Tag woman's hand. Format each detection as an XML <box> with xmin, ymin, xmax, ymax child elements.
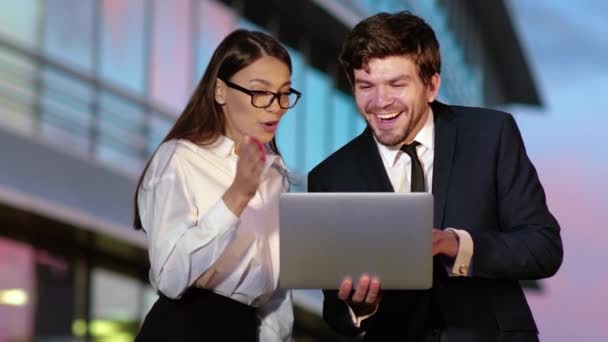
<box><xmin>223</xmin><ymin>136</ymin><xmax>266</xmax><ymax>216</ymax></box>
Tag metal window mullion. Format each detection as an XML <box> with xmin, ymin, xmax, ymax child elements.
<box><xmin>141</xmin><ymin>0</ymin><xmax>155</xmax><ymax>162</ymax></box>
<box><xmin>33</xmin><ymin>0</ymin><xmax>48</xmax><ymax>136</ymax></box>
<box><xmin>90</xmin><ymin>0</ymin><xmax>102</xmax><ymax>158</ymax></box>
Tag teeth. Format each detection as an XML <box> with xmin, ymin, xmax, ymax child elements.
<box><xmin>376</xmin><ymin>111</ymin><xmax>400</xmax><ymax>120</ymax></box>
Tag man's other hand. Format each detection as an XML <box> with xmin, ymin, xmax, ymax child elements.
<box><xmin>338</xmin><ymin>274</ymin><xmax>381</xmax><ymax>316</ymax></box>
<box><xmin>432</xmin><ymin>228</ymin><xmax>459</xmax><ymax>258</ymax></box>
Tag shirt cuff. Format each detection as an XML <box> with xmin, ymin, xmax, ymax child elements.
<box><xmin>445</xmin><ymin>228</ymin><xmax>474</xmax><ymax>276</ymax></box>
<box><xmin>347</xmin><ymin>304</ymin><xmax>379</xmax><ymax>328</ymax></box>
<box><xmin>199</xmin><ymin>199</ymin><xmax>239</xmax><ymax>235</ymax></box>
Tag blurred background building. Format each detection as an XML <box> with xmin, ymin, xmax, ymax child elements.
<box><xmin>0</xmin><ymin>0</ymin><xmax>543</xmax><ymax>341</ymax></box>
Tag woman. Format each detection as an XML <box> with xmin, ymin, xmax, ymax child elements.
<box><xmin>134</xmin><ymin>29</ymin><xmax>301</xmax><ymax>341</ymax></box>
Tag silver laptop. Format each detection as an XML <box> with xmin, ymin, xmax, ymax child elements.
<box><xmin>279</xmin><ymin>192</ymin><xmax>433</xmax><ymax>290</ymax></box>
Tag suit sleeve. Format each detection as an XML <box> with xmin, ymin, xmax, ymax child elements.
<box><xmin>469</xmin><ymin>114</ymin><xmax>563</xmax><ymax>280</ymax></box>
<box><xmin>307</xmin><ymin>170</ymin><xmax>367</xmax><ymax>337</ymax></box>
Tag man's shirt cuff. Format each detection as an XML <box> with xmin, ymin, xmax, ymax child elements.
<box><xmin>445</xmin><ymin>228</ymin><xmax>474</xmax><ymax>276</ymax></box>
<box><xmin>347</xmin><ymin>303</ymin><xmax>379</xmax><ymax>328</ymax></box>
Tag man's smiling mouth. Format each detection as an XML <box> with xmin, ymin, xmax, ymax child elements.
<box><xmin>375</xmin><ymin>111</ymin><xmax>402</xmax><ymax>121</ymax></box>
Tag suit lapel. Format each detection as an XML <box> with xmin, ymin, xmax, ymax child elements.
<box><xmin>431</xmin><ymin>101</ymin><xmax>458</xmax><ymax>228</ymax></box>
<box><xmin>351</xmin><ymin>106</ymin><xmax>458</xmax><ymax>223</ymax></box>
<box><xmin>355</xmin><ymin>127</ymin><xmax>394</xmax><ymax>192</ymax></box>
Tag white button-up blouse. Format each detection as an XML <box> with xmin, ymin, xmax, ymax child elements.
<box><xmin>137</xmin><ymin>135</ymin><xmax>293</xmax><ymax>340</ymax></box>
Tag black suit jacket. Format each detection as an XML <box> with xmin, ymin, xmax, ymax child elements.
<box><xmin>307</xmin><ymin>102</ymin><xmax>563</xmax><ymax>342</ymax></box>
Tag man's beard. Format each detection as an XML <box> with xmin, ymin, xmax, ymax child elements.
<box><xmin>372</xmin><ymin>128</ymin><xmax>407</xmax><ymax>147</ymax></box>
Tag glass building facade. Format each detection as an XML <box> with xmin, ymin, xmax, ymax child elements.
<box><xmin>0</xmin><ymin>0</ymin><xmax>492</xmax><ymax>181</ymax></box>
<box><xmin>0</xmin><ymin>0</ymin><xmax>537</xmax><ymax>341</ymax></box>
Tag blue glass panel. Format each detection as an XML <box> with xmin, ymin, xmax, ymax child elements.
<box><xmin>236</xmin><ymin>18</ymin><xmax>267</xmax><ymax>33</ymax></box>
<box><xmin>331</xmin><ymin>91</ymin><xmax>359</xmax><ymax>153</ymax></box>
<box><xmin>98</xmin><ymin>90</ymin><xmax>146</xmax><ymax>156</ymax></box>
<box><xmin>147</xmin><ymin>112</ymin><xmax>173</xmax><ymax>155</ymax></box>
<box><xmin>303</xmin><ymin>67</ymin><xmax>331</xmax><ymax>173</ymax></box>
<box><xmin>276</xmin><ymin>47</ymin><xmax>304</xmax><ymax>176</ymax></box>
<box><xmin>100</xmin><ymin>0</ymin><xmax>145</xmax><ymax>94</ymax></box>
<box><xmin>194</xmin><ymin>0</ymin><xmax>237</xmax><ymax>86</ymax></box>
<box><xmin>408</xmin><ymin>1</ymin><xmax>484</xmax><ymax>106</ymax></box>
<box><xmin>150</xmin><ymin>0</ymin><xmax>193</xmax><ymax>111</ymax></box>
<box><xmin>0</xmin><ymin>0</ymin><xmax>39</xmax><ymax>48</ymax></box>
<box><xmin>44</xmin><ymin>0</ymin><xmax>95</xmax><ymax>72</ymax></box>
<box><xmin>0</xmin><ymin>48</ymin><xmax>38</xmax><ymax>133</ymax></box>
<box><xmin>40</xmin><ymin>68</ymin><xmax>94</xmax><ymax>154</ymax></box>
<box><xmin>353</xmin><ymin>110</ymin><xmax>367</xmax><ymax>134</ymax></box>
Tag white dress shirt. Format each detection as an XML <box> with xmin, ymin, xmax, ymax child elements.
<box><xmin>349</xmin><ymin>107</ymin><xmax>474</xmax><ymax>327</ymax></box>
<box><xmin>375</xmin><ymin>108</ymin><xmax>473</xmax><ymax>275</ymax></box>
<box><xmin>137</xmin><ymin>136</ymin><xmax>293</xmax><ymax>341</ymax></box>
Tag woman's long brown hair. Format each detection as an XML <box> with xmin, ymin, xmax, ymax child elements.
<box><xmin>133</xmin><ymin>29</ymin><xmax>292</xmax><ymax>229</ymax></box>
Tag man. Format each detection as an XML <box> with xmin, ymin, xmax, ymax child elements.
<box><xmin>308</xmin><ymin>11</ymin><xmax>563</xmax><ymax>342</ymax></box>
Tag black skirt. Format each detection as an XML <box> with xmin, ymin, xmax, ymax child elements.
<box><xmin>135</xmin><ymin>287</ymin><xmax>259</xmax><ymax>342</ymax></box>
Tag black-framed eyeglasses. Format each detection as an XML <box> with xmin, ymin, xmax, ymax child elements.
<box><xmin>220</xmin><ymin>78</ymin><xmax>302</xmax><ymax>109</ymax></box>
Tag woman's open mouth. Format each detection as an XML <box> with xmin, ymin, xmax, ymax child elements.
<box><xmin>260</xmin><ymin>120</ymin><xmax>279</xmax><ymax>132</ymax></box>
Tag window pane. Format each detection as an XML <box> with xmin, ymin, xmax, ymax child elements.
<box><xmin>354</xmin><ymin>111</ymin><xmax>367</xmax><ymax>134</ymax></box>
<box><xmin>33</xmin><ymin>250</ymin><xmax>75</xmax><ymax>340</ymax></box>
<box><xmin>44</xmin><ymin>0</ymin><xmax>96</xmax><ymax>71</ymax></box>
<box><xmin>40</xmin><ymin>68</ymin><xmax>94</xmax><ymax>154</ymax></box>
<box><xmin>332</xmin><ymin>91</ymin><xmax>359</xmax><ymax>153</ymax></box>
<box><xmin>101</xmin><ymin>0</ymin><xmax>146</xmax><ymax>94</ymax></box>
<box><xmin>236</xmin><ymin>17</ymin><xmax>267</xmax><ymax>32</ymax></box>
<box><xmin>96</xmin><ymin>90</ymin><xmax>146</xmax><ymax>173</ymax></box>
<box><xmin>150</xmin><ymin>0</ymin><xmax>193</xmax><ymax>111</ymax></box>
<box><xmin>0</xmin><ymin>0</ymin><xmax>39</xmax><ymax>48</ymax></box>
<box><xmin>0</xmin><ymin>237</ymin><xmax>35</xmax><ymax>341</ymax></box>
<box><xmin>303</xmin><ymin>68</ymin><xmax>331</xmax><ymax>173</ymax></box>
<box><xmin>139</xmin><ymin>287</ymin><xmax>158</xmax><ymax>323</ymax></box>
<box><xmin>0</xmin><ymin>49</ymin><xmax>38</xmax><ymax>134</ymax></box>
<box><xmin>0</xmin><ymin>238</ymin><xmax>76</xmax><ymax>341</ymax></box>
<box><xmin>194</xmin><ymin>0</ymin><xmax>237</xmax><ymax>86</ymax></box>
<box><xmin>276</xmin><ymin>48</ymin><xmax>304</xmax><ymax>175</ymax></box>
<box><xmin>147</xmin><ymin>112</ymin><xmax>173</xmax><ymax>153</ymax></box>
<box><xmin>91</xmin><ymin>268</ymin><xmax>142</xmax><ymax>341</ymax></box>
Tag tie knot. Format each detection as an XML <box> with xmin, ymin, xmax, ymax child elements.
<box><xmin>400</xmin><ymin>141</ymin><xmax>420</xmax><ymax>158</ymax></box>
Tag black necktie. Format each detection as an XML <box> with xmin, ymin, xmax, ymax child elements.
<box><xmin>401</xmin><ymin>142</ymin><xmax>424</xmax><ymax>192</ymax></box>
<box><xmin>403</xmin><ymin>141</ymin><xmax>446</xmax><ymax>333</ymax></box>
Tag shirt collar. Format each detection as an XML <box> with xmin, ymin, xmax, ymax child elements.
<box><xmin>208</xmin><ymin>135</ymin><xmax>237</xmax><ymax>158</ymax></box>
<box><xmin>375</xmin><ymin>107</ymin><xmax>435</xmax><ymax>166</ymax></box>
<box><xmin>207</xmin><ymin>135</ymin><xmax>282</xmax><ymax>174</ymax></box>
